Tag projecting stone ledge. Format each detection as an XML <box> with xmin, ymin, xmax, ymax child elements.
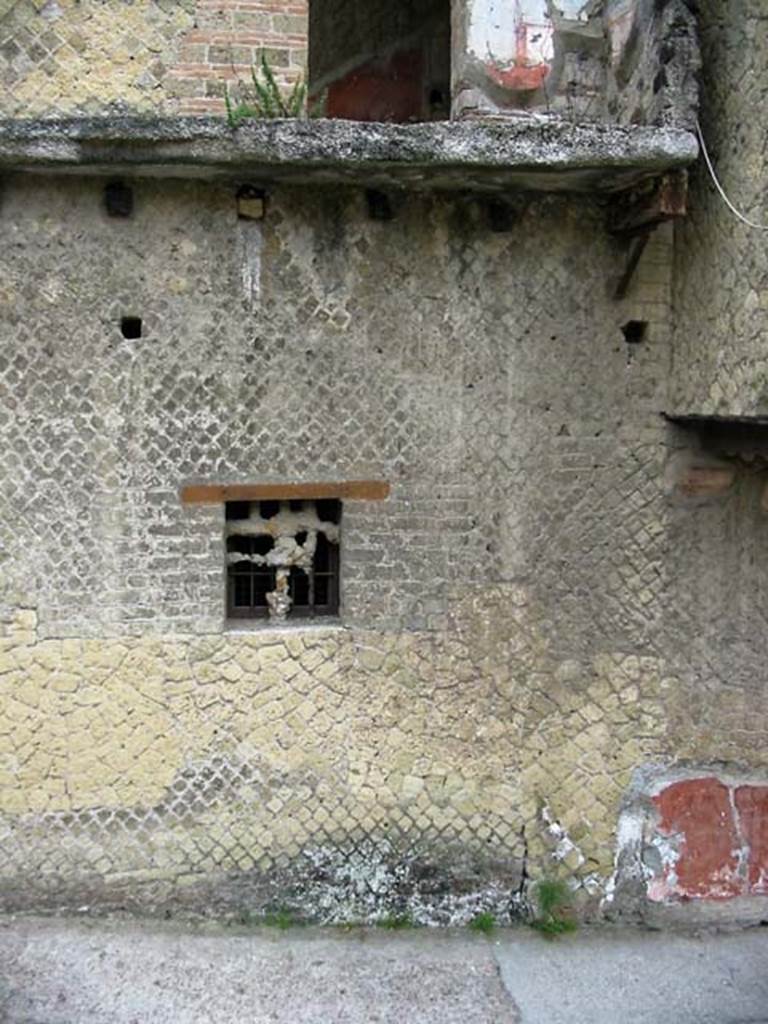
<box><xmin>0</xmin><ymin>116</ymin><xmax>698</xmax><ymax>194</ymax></box>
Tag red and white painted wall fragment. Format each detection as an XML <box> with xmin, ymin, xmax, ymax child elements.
<box><xmin>451</xmin><ymin>0</ymin><xmax>621</xmax><ymax>119</ymax></box>
<box><xmin>466</xmin><ymin>0</ymin><xmax>589</xmax><ymax>91</ymax></box>
<box><xmin>646</xmin><ymin>778</ymin><xmax>768</xmax><ymax>901</ymax></box>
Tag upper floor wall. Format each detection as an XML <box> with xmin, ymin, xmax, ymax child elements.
<box><xmin>454</xmin><ymin>0</ymin><xmax>698</xmax><ymax>126</ymax></box>
<box><xmin>672</xmin><ymin>0</ymin><xmax>768</xmax><ymax>417</ymax></box>
<box><xmin>309</xmin><ymin>0</ymin><xmax>451</xmax><ymax>123</ymax></box>
<box><xmin>0</xmin><ymin>0</ymin><xmax>307</xmax><ymax>118</ymax></box>
<box><xmin>0</xmin><ymin>0</ymin><xmax>697</xmax><ymax>127</ymax></box>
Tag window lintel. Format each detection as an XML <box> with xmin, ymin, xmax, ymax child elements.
<box><xmin>181</xmin><ymin>480</ymin><xmax>389</xmax><ymax>505</ymax></box>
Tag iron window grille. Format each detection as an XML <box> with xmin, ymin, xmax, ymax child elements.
<box><xmin>226</xmin><ymin>498</ymin><xmax>341</xmax><ymax>621</ymax></box>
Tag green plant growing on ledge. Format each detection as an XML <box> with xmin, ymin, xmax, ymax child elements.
<box><xmin>225</xmin><ymin>51</ymin><xmax>307</xmax><ymax>127</ymax></box>
<box><xmin>530</xmin><ymin>879</ymin><xmax>577</xmax><ymax>937</ymax></box>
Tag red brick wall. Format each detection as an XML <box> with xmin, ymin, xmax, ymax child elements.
<box><xmin>168</xmin><ymin>0</ymin><xmax>308</xmax><ymax>116</ymax></box>
<box><xmin>164</xmin><ymin>0</ymin><xmax>448</xmax><ymax>122</ymax></box>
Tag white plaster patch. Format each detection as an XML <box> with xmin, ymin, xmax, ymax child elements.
<box><xmin>728</xmin><ymin>785</ymin><xmax>751</xmax><ymax>886</ymax></box>
<box><xmin>238</xmin><ymin>220</ymin><xmax>262</xmax><ymax>308</ymax></box>
<box><xmin>541</xmin><ymin>804</ymin><xmax>586</xmax><ymax>867</ymax></box>
<box><xmin>40</xmin><ymin>0</ymin><xmax>62</xmax><ymax>20</ymax></box>
<box><xmin>226</xmin><ymin>507</ymin><xmax>339</xmax><ymax>571</ymax></box>
<box><xmin>467</xmin><ymin>0</ymin><xmax>590</xmax><ymax>66</ymax></box>
<box><xmin>605</xmin><ymin>0</ymin><xmax>637</xmax><ymax>65</ymax></box>
<box><xmin>645</xmin><ymin>832</ymin><xmax>681</xmax><ymax>901</ymax></box>
<box><xmin>603</xmin><ymin>805</ymin><xmax>649</xmax><ymax>905</ymax></box>
<box><xmin>300</xmin><ymin>841</ymin><xmax>524</xmax><ymax>926</ymax></box>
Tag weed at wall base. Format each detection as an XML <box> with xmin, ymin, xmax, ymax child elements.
<box><xmin>468</xmin><ymin>911</ymin><xmax>496</xmax><ymax>935</ymax></box>
<box><xmin>530</xmin><ymin>879</ymin><xmax>578</xmax><ymax>938</ymax></box>
<box><xmin>377</xmin><ymin>912</ymin><xmax>415</xmax><ymax>930</ymax></box>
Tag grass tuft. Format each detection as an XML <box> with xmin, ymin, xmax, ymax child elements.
<box><xmin>468</xmin><ymin>911</ymin><xmax>496</xmax><ymax>935</ymax></box>
<box><xmin>377</xmin><ymin>912</ymin><xmax>414</xmax><ymax>930</ymax></box>
<box><xmin>226</xmin><ymin>50</ymin><xmax>307</xmax><ymax>126</ymax></box>
<box><xmin>263</xmin><ymin>908</ymin><xmax>295</xmax><ymax>929</ymax></box>
<box><xmin>530</xmin><ymin>879</ymin><xmax>578</xmax><ymax>938</ymax></box>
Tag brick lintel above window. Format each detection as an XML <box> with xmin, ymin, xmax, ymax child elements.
<box><xmin>181</xmin><ymin>480</ymin><xmax>390</xmax><ymax>505</ymax></box>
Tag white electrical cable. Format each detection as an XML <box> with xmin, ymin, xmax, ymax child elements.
<box><xmin>696</xmin><ymin>118</ymin><xmax>768</xmax><ymax>231</ymax></box>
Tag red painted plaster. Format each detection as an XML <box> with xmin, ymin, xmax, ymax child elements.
<box><xmin>652</xmin><ymin>778</ymin><xmax>741</xmax><ymax>900</ymax></box>
<box><xmin>486</xmin><ymin>61</ymin><xmax>549</xmax><ymax>93</ymax></box>
<box><xmin>735</xmin><ymin>785</ymin><xmax>768</xmax><ymax>895</ymax></box>
<box><xmin>325</xmin><ymin>49</ymin><xmax>426</xmax><ymax>123</ymax></box>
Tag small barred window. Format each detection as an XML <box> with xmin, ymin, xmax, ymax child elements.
<box><xmin>225</xmin><ymin>499</ymin><xmax>341</xmax><ymax>622</ymax></box>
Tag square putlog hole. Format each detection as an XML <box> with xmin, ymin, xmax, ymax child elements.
<box><xmin>621</xmin><ymin>320</ymin><xmax>648</xmax><ymax>344</ymax></box>
<box><xmin>104</xmin><ymin>181</ymin><xmax>134</xmax><ymax>218</ymax></box>
<box><xmin>120</xmin><ymin>317</ymin><xmax>142</xmax><ymax>340</ymax></box>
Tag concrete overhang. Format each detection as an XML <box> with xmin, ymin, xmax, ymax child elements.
<box><xmin>664</xmin><ymin>414</ymin><xmax>768</xmax><ymax>457</ymax></box>
<box><xmin>0</xmin><ymin>116</ymin><xmax>698</xmax><ymax>194</ymax></box>
<box><xmin>664</xmin><ymin>414</ymin><xmax>768</xmax><ymax>429</ymax></box>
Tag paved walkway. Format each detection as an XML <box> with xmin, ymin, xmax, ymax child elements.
<box><xmin>0</xmin><ymin>916</ymin><xmax>766</xmax><ymax>1023</ymax></box>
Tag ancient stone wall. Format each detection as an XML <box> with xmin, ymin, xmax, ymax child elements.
<box><xmin>619</xmin><ymin>0</ymin><xmax>768</xmax><ymax>913</ymax></box>
<box><xmin>0</xmin><ymin>2</ymin><xmax>766</xmax><ymax>926</ymax></box>
<box><xmin>0</xmin><ymin>0</ymin><xmax>307</xmax><ymax>117</ymax></box>
<box><xmin>672</xmin><ymin>0</ymin><xmax>768</xmax><ymax>416</ymax></box>
<box><xmin>604</xmin><ymin>0</ymin><xmax>699</xmax><ymax>128</ymax></box>
<box><xmin>1</xmin><ymin>1</ymin><xmax>698</xmax><ymax>124</ymax></box>
<box><xmin>0</xmin><ymin>170</ymin><xmax>739</xmax><ymax>923</ymax></box>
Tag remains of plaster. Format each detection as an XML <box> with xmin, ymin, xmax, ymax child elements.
<box><xmin>0</xmin><ymin>93</ymin><xmax>761</xmax><ymax>925</ymax></box>
<box><xmin>238</xmin><ymin>221</ymin><xmax>263</xmax><ymax>309</ymax></box>
<box><xmin>455</xmin><ymin>0</ymin><xmax>607</xmax><ymax>119</ymax></box>
<box><xmin>453</xmin><ymin>0</ymin><xmax>698</xmax><ymax>125</ymax></box>
<box><xmin>610</xmin><ymin>766</ymin><xmax>768</xmax><ymax>909</ymax></box>
<box><xmin>541</xmin><ymin>804</ymin><xmax>586</xmax><ymax>870</ymax></box>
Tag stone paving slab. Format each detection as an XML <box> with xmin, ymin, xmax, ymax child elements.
<box><xmin>0</xmin><ymin>917</ymin><xmax>519</xmax><ymax>1024</ymax></box>
<box><xmin>1</xmin><ymin>917</ymin><xmax>767</xmax><ymax>1024</ymax></box>
<box><xmin>495</xmin><ymin>927</ymin><xmax>768</xmax><ymax>1024</ymax></box>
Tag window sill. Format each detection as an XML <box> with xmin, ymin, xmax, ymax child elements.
<box><xmin>224</xmin><ymin>619</ymin><xmax>347</xmax><ymax>636</ymax></box>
